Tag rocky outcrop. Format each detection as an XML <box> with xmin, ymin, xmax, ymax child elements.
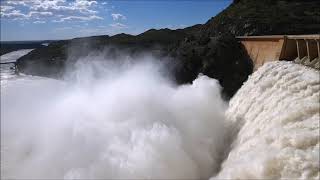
<box><xmin>170</xmin><ymin>33</ymin><xmax>252</xmax><ymax>98</ymax></box>
<box><xmin>166</xmin><ymin>0</ymin><xmax>320</xmax><ymax>98</ymax></box>
<box><xmin>200</xmin><ymin>0</ymin><xmax>320</xmax><ymax>37</ymax></box>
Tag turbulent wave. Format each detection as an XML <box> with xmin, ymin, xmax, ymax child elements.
<box><xmin>214</xmin><ymin>61</ymin><xmax>320</xmax><ymax>179</ymax></box>
<box><xmin>1</xmin><ymin>56</ymin><xmax>229</xmax><ymax>179</ymax></box>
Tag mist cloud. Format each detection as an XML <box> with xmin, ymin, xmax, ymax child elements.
<box><xmin>1</xmin><ymin>53</ymin><xmax>230</xmax><ymax>179</ymax></box>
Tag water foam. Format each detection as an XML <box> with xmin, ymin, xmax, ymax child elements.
<box><xmin>1</xmin><ymin>57</ymin><xmax>229</xmax><ymax>179</ymax></box>
<box><xmin>214</xmin><ymin>61</ymin><xmax>320</xmax><ymax>179</ymax></box>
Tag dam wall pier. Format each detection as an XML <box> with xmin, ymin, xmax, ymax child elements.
<box><xmin>290</xmin><ymin>35</ymin><xmax>320</xmax><ymax>69</ymax></box>
<box><xmin>237</xmin><ymin>35</ymin><xmax>320</xmax><ymax>70</ymax></box>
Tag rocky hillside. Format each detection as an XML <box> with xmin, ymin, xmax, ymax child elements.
<box><xmin>166</xmin><ymin>0</ymin><xmax>320</xmax><ymax>97</ymax></box>
<box><xmin>16</xmin><ymin>0</ymin><xmax>320</xmax><ymax>98</ymax></box>
<box><xmin>200</xmin><ymin>0</ymin><xmax>320</xmax><ymax>37</ymax></box>
<box><xmin>16</xmin><ymin>27</ymin><xmax>195</xmax><ymax>78</ymax></box>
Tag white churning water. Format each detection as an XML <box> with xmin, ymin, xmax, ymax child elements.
<box><xmin>1</xmin><ymin>55</ymin><xmax>229</xmax><ymax>179</ymax></box>
<box><xmin>214</xmin><ymin>61</ymin><xmax>320</xmax><ymax>179</ymax></box>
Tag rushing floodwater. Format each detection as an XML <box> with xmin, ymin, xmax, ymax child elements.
<box><xmin>0</xmin><ymin>50</ymin><xmax>319</xmax><ymax>179</ymax></box>
<box><xmin>215</xmin><ymin>61</ymin><xmax>320</xmax><ymax>179</ymax></box>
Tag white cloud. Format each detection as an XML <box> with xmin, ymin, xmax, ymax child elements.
<box><xmin>74</xmin><ymin>0</ymin><xmax>97</xmax><ymax>7</ymax></box>
<box><xmin>1</xmin><ymin>5</ymin><xmax>15</xmax><ymax>12</ymax></box>
<box><xmin>54</xmin><ymin>15</ymin><xmax>103</xmax><ymax>22</ymax></box>
<box><xmin>5</xmin><ymin>1</ymin><xmax>28</xmax><ymax>6</ymax></box>
<box><xmin>52</xmin><ymin>20</ymin><xmax>61</xmax><ymax>22</ymax></box>
<box><xmin>111</xmin><ymin>13</ymin><xmax>126</xmax><ymax>21</ymax></box>
<box><xmin>29</xmin><ymin>11</ymin><xmax>53</xmax><ymax>16</ymax></box>
<box><xmin>1</xmin><ymin>10</ymin><xmax>28</xmax><ymax>19</ymax></box>
<box><xmin>33</xmin><ymin>20</ymin><xmax>46</xmax><ymax>24</ymax></box>
<box><xmin>28</xmin><ymin>0</ymin><xmax>98</xmax><ymax>14</ymax></box>
<box><xmin>1</xmin><ymin>9</ymin><xmax>53</xmax><ymax>20</ymax></box>
<box><xmin>109</xmin><ymin>22</ymin><xmax>128</xmax><ymax>29</ymax></box>
<box><xmin>29</xmin><ymin>0</ymin><xmax>68</xmax><ymax>11</ymax></box>
<box><xmin>54</xmin><ymin>27</ymin><xmax>73</xmax><ymax>31</ymax></box>
<box><xmin>1</xmin><ymin>0</ymin><xmax>101</xmax><ymax>22</ymax></box>
<box><xmin>73</xmin><ymin>0</ymin><xmax>97</xmax><ymax>11</ymax></box>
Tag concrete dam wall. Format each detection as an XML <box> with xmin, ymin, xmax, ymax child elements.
<box><xmin>237</xmin><ymin>35</ymin><xmax>320</xmax><ymax>70</ymax></box>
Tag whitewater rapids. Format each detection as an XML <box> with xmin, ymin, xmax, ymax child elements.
<box><xmin>215</xmin><ymin>61</ymin><xmax>320</xmax><ymax>179</ymax></box>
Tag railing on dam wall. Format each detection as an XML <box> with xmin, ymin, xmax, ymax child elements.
<box><xmin>237</xmin><ymin>35</ymin><xmax>320</xmax><ymax>70</ymax></box>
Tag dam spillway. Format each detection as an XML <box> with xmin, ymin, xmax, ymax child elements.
<box><xmin>237</xmin><ymin>35</ymin><xmax>320</xmax><ymax>70</ymax></box>
<box><xmin>214</xmin><ymin>61</ymin><xmax>320</xmax><ymax>179</ymax></box>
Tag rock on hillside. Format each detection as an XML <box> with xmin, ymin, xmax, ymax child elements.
<box><xmin>170</xmin><ymin>33</ymin><xmax>252</xmax><ymax>99</ymax></box>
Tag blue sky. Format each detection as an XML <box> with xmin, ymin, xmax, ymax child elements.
<box><xmin>0</xmin><ymin>0</ymin><xmax>232</xmax><ymax>41</ymax></box>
